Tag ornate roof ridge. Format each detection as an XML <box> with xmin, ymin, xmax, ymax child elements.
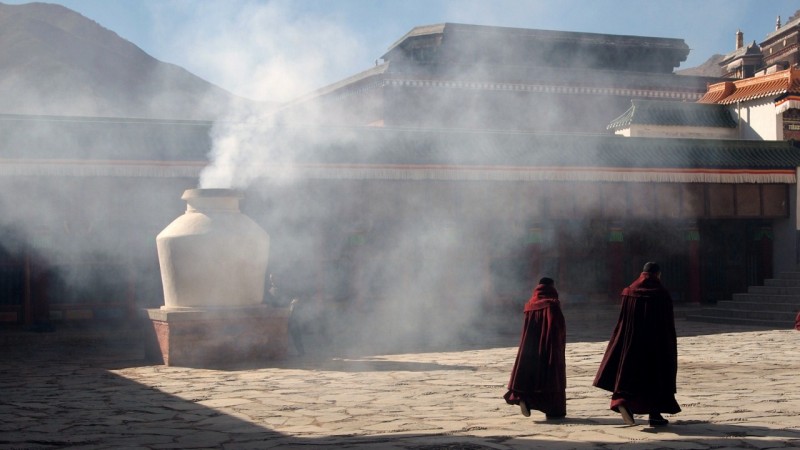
<box><xmin>287</xmin><ymin>63</ymin><xmax>389</xmax><ymax>105</ymax></box>
<box><xmin>763</xmin><ymin>13</ymin><xmax>800</xmax><ymax>42</ymax></box>
<box><xmin>698</xmin><ymin>67</ymin><xmax>800</xmax><ymax>104</ymax></box>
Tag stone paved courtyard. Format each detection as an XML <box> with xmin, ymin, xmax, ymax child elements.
<box><xmin>1</xmin><ymin>313</ymin><xmax>798</xmax><ymax>449</ymax></box>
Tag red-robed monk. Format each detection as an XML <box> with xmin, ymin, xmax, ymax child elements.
<box><xmin>504</xmin><ymin>277</ymin><xmax>567</xmax><ymax>420</ymax></box>
<box><xmin>593</xmin><ymin>262</ymin><xmax>680</xmax><ymax>427</ymax></box>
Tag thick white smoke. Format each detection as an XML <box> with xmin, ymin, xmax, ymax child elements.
<box><xmin>153</xmin><ymin>0</ymin><xmax>367</xmax><ymax>104</ymax></box>
<box><xmin>150</xmin><ymin>0</ymin><xmax>368</xmax><ymax>189</ymax></box>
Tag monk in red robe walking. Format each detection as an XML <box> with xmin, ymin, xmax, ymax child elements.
<box><xmin>504</xmin><ymin>277</ymin><xmax>567</xmax><ymax>420</ymax></box>
<box><xmin>593</xmin><ymin>262</ymin><xmax>680</xmax><ymax>427</ymax></box>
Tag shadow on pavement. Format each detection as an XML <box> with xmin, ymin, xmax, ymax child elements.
<box><xmin>204</xmin><ymin>355</ymin><xmax>478</xmax><ymax>372</ymax></box>
<box><xmin>644</xmin><ymin>419</ymin><xmax>800</xmax><ymax>441</ymax></box>
<box><xmin>275</xmin><ymin>356</ymin><xmax>477</xmax><ymax>372</ymax></box>
<box><xmin>2</xmin><ymin>336</ymin><xmax>799</xmax><ymax>449</ymax></box>
<box><xmin>1</xmin><ymin>346</ymin><xmax>286</xmax><ymax>448</ymax></box>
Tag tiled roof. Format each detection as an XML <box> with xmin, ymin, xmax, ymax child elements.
<box><xmin>718</xmin><ymin>41</ymin><xmax>763</xmax><ymax>66</ymax></box>
<box><xmin>0</xmin><ymin>113</ymin><xmax>214</xmax><ymax>161</ymax></box>
<box><xmin>381</xmin><ymin>23</ymin><xmax>690</xmax><ymax>74</ymax></box>
<box><xmin>698</xmin><ymin>68</ymin><xmax>800</xmax><ymax>104</ymax></box>
<box><xmin>296</xmin><ymin>65</ymin><xmax>713</xmax><ymax>107</ymax></box>
<box><xmin>300</xmin><ymin>127</ymin><xmax>800</xmax><ymax>171</ymax></box>
<box><xmin>762</xmin><ymin>14</ymin><xmax>800</xmax><ymax>43</ymax></box>
<box><xmin>698</xmin><ymin>82</ymin><xmax>736</xmax><ymax>103</ymax></box>
<box><xmin>384</xmin><ymin>23</ymin><xmax>690</xmax><ymax>57</ymax></box>
<box><xmin>608</xmin><ymin>100</ymin><xmax>736</xmax><ymax>130</ymax></box>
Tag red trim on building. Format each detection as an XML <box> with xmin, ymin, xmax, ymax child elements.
<box><xmin>699</xmin><ymin>67</ymin><xmax>800</xmax><ymax>104</ymax></box>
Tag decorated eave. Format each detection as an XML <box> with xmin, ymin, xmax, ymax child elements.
<box><xmin>2</xmin><ymin>117</ymin><xmax>800</xmax><ymax>184</ymax></box>
<box><xmin>775</xmin><ymin>94</ymin><xmax>800</xmax><ymax>114</ymax></box>
<box><xmin>608</xmin><ymin>99</ymin><xmax>736</xmax><ymax>130</ymax></box>
<box><xmin>382</xmin><ymin>23</ymin><xmax>446</xmax><ymax>58</ymax></box>
<box><xmin>286</xmin><ymin>63</ymin><xmax>389</xmax><ymax>105</ymax></box>
<box><xmin>293</xmin><ymin>68</ymin><xmax>708</xmax><ymax>106</ymax></box>
<box><xmin>280</xmin><ymin>128</ymin><xmax>800</xmax><ymax>184</ymax></box>
<box><xmin>699</xmin><ymin>67</ymin><xmax>800</xmax><ymax>105</ymax></box>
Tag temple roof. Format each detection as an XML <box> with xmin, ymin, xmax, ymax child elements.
<box><xmin>699</xmin><ymin>67</ymin><xmax>800</xmax><ymax>104</ymax></box>
<box><xmin>286</xmin><ymin>22</ymin><xmax>717</xmax><ymax>127</ymax></box>
<box><xmin>762</xmin><ymin>13</ymin><xmax>800</xmax><ymax>44</ymax></box>
<box><xmin>381</xmin><ymin>23</ymin><xmax>690</xmax><ymax>74</ymax></box>
<box><xmin>607</xmin><ymin>100</ymin><xmax>736</xmax><ymax>130</ymax></box>
<box><xmin>0</xmin><ymin>113</ymin><xmax>213</xmax><ymax>161</ymax></box>
<box><xmin>718</xmin><ymin>40</ymin><xmax>763</xmax><ymax>66</ymax></box>
<box><xmin>291</xmin><ymin>61</ymin><xmax>715</xmax><ymax>109</ymax></box>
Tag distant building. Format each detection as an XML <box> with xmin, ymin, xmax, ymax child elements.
<box><xmin>719</xmin><ymin>31</ymin><xmax>764</xmax><ymax>79</ymax></box>
<box><xmin>3</xmin><ymin>23</ymin><xmax>800</xmax><ymax>334</ymax></box>
<box><xmin>0</xmin><ymin>115</ymin><xmax>208</xmax><ymax>326</ymax></box>
<box><xmin>762</xmin><ymin>14</ymin><xmax>800</xmax><ymax>71</ymax></box>
<box><xmin>717</xmin><ymin>11</ymin><xmax>800</xmax><ymax>80</ymax></box>
<box><xmin>284</xmin><ymin>23</ymin><xmax>718</xmax><ymax>134</ymax></box>
<box><xmin>698</xmin><ymin>67</ymin><xmax>800</xmax><ymax>140</ymax></box>
<box><xmin>3</xmin><ymin>116</ymin><xmax>800</xmax><ymax>329</ymax></box>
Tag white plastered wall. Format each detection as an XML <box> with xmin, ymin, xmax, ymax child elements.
<box><xmin>733</xmin><ymin>98</ymin><xmax>781</xmax><ymax>140</ymax></box>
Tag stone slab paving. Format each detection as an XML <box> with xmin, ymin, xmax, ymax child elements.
<box><xmin>1</xmin><ymin>318</ymin><xmax>799</xmax><ymax>449</ymax></box>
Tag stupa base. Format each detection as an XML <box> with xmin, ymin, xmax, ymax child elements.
<box><xmin>142</xmin><ymin>305</ymin><xmax>290</xmax><ymax>367</ymax></box>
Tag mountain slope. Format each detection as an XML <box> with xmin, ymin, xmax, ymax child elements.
<box><xmin>0</xmin><ymin>2</ymin><xmax>248</xmax><ymax>119</ymax></box>
<box><xmin>676</xmin><ymin>54</ymin><xmax>725</xmax><ymax>77</ymax></box>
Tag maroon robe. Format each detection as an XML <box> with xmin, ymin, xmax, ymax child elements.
<box><xmin>503</xmin><ymin>283</ymin><xmax>566</xmax><ymax>417</ymax></box>
<box><xmin>795</xmin><ymin>311</ymin><xmax>799</xmax><ymax>331</ymax></box>
<box><xmin>593</xmin><ymin>272</ymin><xmax>681</xmax><ymax>415</ymax></box>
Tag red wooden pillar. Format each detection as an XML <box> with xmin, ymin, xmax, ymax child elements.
<box><xmin>755</xmin><ymin>225</ymin><xmax>774</xmax><ymax>284</ymax></box>
<box><xmin>607</xmin><ymin>224</ymin><xmax>624</xmax><ymax>301</ymax></box>
<box><xmin>30</xmin><ymin>264</ymin><xmax>50</xmax><ymax>325</ymax></box>
<box><xmin>25</xmin><ymin>250</ymin><xmax>52</xmax><ymax>327</ymax></box>
<box><xmin>685</xmin><ymin>225</ymin><xmax>702</xmax><ymax>303</ymax></box>
<box><xmin>524</xmin><ymin>226</ymin><xmax>542</xmax><ymax>290</ymax></box>
<box><xmin>22</xmin><ymin>251</ymin><xmax>32</xmax><ymax>326</ymax></box>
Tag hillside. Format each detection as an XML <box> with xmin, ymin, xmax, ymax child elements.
<box><xmin>676</xmin><ymin>54</ymin><xmax>725</xmax><ymax>77</ymax></box>
<box><xmin>0</xmin><ymin>2</ymin><xmax>250</xmax><ymax>119</ymax></box>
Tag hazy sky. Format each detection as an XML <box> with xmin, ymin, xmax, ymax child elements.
<box><xmin>5</xmin><ymin>0</ymin><xmax>799</xmax><ymax>102</ymax></box>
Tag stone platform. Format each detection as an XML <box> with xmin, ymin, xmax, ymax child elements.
<box><xmin>143</xmin><ymin>304</ymin><xmax>291</xmax><ymax>367</ymax></box>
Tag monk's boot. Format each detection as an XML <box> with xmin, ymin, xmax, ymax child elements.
<box><xmin>648</xmin><ymin>413</ymin><xmax>669</xmax><ymax>427</ymax></box>
<box><xmin>618</xmin><ymin>405</ymin><xmax>635</xmax><ymax>425</ymax></box>
<box><xmin>519</xmin><ymin>400</ymin><xmax>531</xmax><ymax>417</ymax></box>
